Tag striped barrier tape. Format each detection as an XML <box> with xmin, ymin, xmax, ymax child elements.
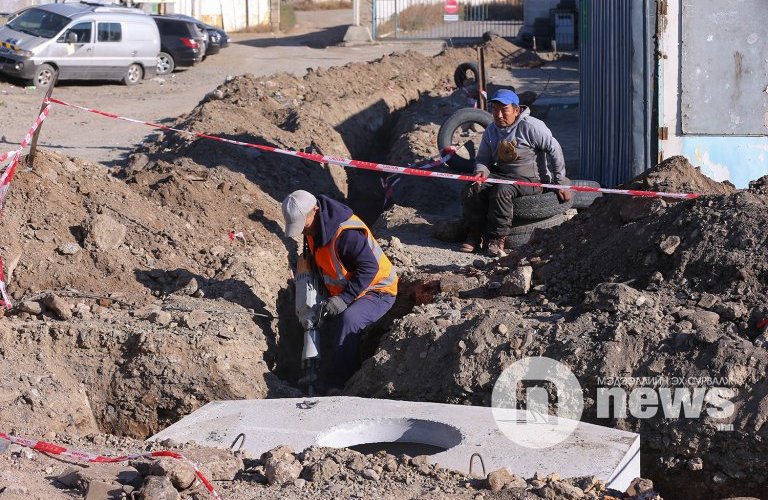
<box><xmin>0</xmin><ymin>432</ymin><xmax>221</xmax><ymax>499</ymax></box>
<box><xmin>0</xmin><ymin>257</ymin><xmax>10</xmax><ymax>309</ymax></box>
<box><xmin>382</xmin><ymin>147</ymin><xmax>455</xmax><ymax>207</ymax></box>
<box><xmin>0</xmin><ymin>104</ymin><xmax>52</xmax><ymax>213</ymax></box>
<box><xmin>0</xmin><ymin>104</ymin><xmax>53</xmax><ymax>165</ymax></box>
<box><xmin>44</xmin><ymin>97</ymin><xmax>700</xmax><ymax>200</ymax></box>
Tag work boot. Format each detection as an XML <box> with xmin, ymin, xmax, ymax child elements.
<box><xmin>487</xmin><ymin>237</ymin><xmax>507</xmax><ymax>258</ymax></box>
<box><xmin>459</xmin><ymin>231</ymin><xmax>482</xmax><ymax>253</ymax></box>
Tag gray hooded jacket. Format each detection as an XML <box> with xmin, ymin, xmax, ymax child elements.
<box><xmin>475</xmin><ymin>106</ymin><xmax>566</xmax><ymax>183</ymax></box>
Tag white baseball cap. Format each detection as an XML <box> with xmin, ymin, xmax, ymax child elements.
<box><xmin>281</xmin><ymin>190</ymin><xmax>317</xmax><ymax>238</ymax></box>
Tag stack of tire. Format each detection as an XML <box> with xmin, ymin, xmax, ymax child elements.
<box><xmin>437</xmin><ymin>87</ymin><xmax>603</xmax><ymax>249</ymax></box>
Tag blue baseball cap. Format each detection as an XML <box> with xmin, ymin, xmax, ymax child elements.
<box><xmin>488</xmin><ymin>89</ymin><xmax>520</xmax><ymax>106</ymax></box>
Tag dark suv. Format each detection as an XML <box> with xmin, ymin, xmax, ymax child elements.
<box><xmin>152</xmin><ymin>16</ymin><xmax>204</xmax><ymax>75</ymax></box>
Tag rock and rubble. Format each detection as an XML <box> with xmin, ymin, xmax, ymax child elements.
<box><xmin>0</xmin><ymin>437</ymin><xmax>663</xmax><ymax>500</ymax></box>
<box><xmin>348</xmin><ymin>158</ymin><xmax>768</xmax><ymax>498</ymax></box>
<box><xmin>0</xmin><ymin>29</ymin><xmax>763</xmax><ymax>500</ymax></box>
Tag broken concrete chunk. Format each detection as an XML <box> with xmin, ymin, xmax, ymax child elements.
<box><xmin>182</xmin><ymin>310</ymin><xmax>210</xmax><ymax>329</ymax></box>
<box><xmin>583</xmin><ymin>283</ymin><xmax>645</xmax><ymax>313</ymax></box>
<box><xmin>149</xmin><ymin>311</ymin><xmax>172</xmax><ymax>326</ymax></box>
<box><xmin>500</xmin><ymin>266</ymin><xmax>533</xmax><ymax>296</ymax></box>
<box><xmin>181</xmin><ymin>448</ymin><xmax>242</xmax><ymax>481</ymax></box>
<box><xmin>697</xmin><ymin>293</ymin><xmax>719</xmax><ymax>309</ymax></box>
<box><xmin>57</xmin><ymin>463</ymin><xmax>142</xmax><ymax>491</ymax></box>
<box><xmin>487</xmin><ymin>467</ymin><xmax>516</xmax><ymax>491</ymax></box>
<box><xmin>18</xmin><ymin>301</ymin><xmax>42</xmax><ymax>315</ymax></box>
<box><xmin>676</xmin><ymin>309</ymin><xmax>720</xmax><ymax>329</ymax></box>
<box><xmin>84</xmin><ymin>213</ymin><xmax>127</xmax><ymax>252</ymax></box>
<box><xmin>264</xmin><ymin>456</ymin><xmax>302</xmax><ymax>485</ymax></box>
<box><xmin>659</xmin><ymin>235</ymin><xmax>681</xmax><ymax>255</ymax></box>
<box><xmin>305</xmin><ymin>457</ymin><xmax>340</xmax><ymax>482</ymax></box>
<box><xmin>85</xmin><ymin>480</ymin><xmax>122</xmax><ymax>500</ymax></box>
<box><xmin>261</xmin><ymin>445</ymin><xmax>295</xmax><ymax>462</ymax></box>
<box><xmin>43</xmin><ymin>294</ymin><xmax>72</xmax><ymax>320</ymax></box>
<box><xmin>149</xmin><ymin>457</ymin><xmax>197</xmax><ymax>490</ymax></box>
<box><xmin>139</xmin><ymin>476</ymin><xmax>180</xmax><ymax>500</ymax></box>
<box><xmin>57</xmin><ymin>242</ymin><xmax>81</xmax><ymax>255</ymax></box>
<box><xmin>361</xmin><ymin>468</ymin><xmax>380</xmax><ymax>481</ymax></box>
<box><xmin>625</xmin><ymin>477</ymin><xmax>655</xmax><ymax>496</ymax></box>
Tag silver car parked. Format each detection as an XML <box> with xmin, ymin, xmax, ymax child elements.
<box><xmin>0</xmin><ymin>2</ymin><xmax>160</xmax><ymax>87</ymax></box>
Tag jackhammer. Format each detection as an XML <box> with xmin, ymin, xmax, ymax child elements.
<box><xmin>294</xmin><ymin>245</ymin><xmax>326</xmax><ymax>397</ymax></box>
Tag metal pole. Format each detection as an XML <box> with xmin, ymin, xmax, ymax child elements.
<box><xmin>477</xmin><ymin>47</ymin><xmax>487</xmax><ymax>110</ymax></box>
<box><xmin>27</xmin><ymin>70</ymin><xmax>59</xmax><ymax>168</ymax></box>
<box><xmin>353</xmin><ymin>0</ymin><xmax>360</xmax><ymax>26</ymax></box>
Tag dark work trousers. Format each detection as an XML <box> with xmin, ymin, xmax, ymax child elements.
<box><xmin>324</xmin><ymin>291</ymin><xmax>396</xmax><ymax>390</ymax></box>
<box><xmin>462</xmin><ymin>174</ymin><xmax>542</xmax><ymax>238</ymax></box>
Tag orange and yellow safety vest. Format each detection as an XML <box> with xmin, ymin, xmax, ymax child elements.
<box><xmin>307</xmin><ymin>215</ymin><xmax>398</xmax><ymax>298</ymax></box>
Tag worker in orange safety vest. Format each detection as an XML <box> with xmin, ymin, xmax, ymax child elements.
<box><xmin>282</xmin><ymin>190</ymin><xmax>398</xmax><ymax>393</ymax></box>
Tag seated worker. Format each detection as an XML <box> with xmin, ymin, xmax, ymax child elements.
<box><xmin>460</xmin><ymin>89</ymin><xmax>571</xmax><ymax>257</ymax></box>
<box><xmin>281</xmin><ymin>190</ymin><xmax>398</xmax><ymax>393</ymax></box>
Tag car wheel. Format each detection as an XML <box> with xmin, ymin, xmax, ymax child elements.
<box><xmin>437</xmin><ymin>107</ymin><xmax>493</xmax><ymax>173</ymax></box>
<box><xmin>123</xmin><ymin>63</ymin><xmax>143</xmax><ymax>85</ymax></box>
<box><xmin>157</xmin><ymin>52</ymin><xmax>175</xmax><ymax>75</ymax></box>
<box><xmin>33</xmin><ymin>63</ymin><xmax>56</xmax><ymax>89</ymax></box>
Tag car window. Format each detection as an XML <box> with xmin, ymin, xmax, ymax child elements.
<box><xmin>6</xmin><ymin>8</ymin><xmax>70</xmax><ymax>38</ymax></box>
<box><xmin>97</xmin><ymin>22</ymin><xmax>121</xmax><ymax>42</ymax></box>
<box><xmin>69</xmin><ymin>21</ymin><xmax>92</xmax><ymax>43</ymax></box>
<box><xmin>155</xmin><ymin>19</ymin><xmax>190</xmax><ymax>36</ymax></box>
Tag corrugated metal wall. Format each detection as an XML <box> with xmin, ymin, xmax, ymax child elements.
<box><xmin>579</xmin><ymin>0</ymin><xmax>655</xmax><ymax>186</ymax></box>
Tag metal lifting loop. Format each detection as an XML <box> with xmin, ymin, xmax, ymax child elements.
<box><xmin>468</xmin><ymin>452</ymin><xmax>486</xmax><ymax>478</ymax></box>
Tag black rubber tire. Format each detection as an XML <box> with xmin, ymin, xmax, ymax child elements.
<box><xmin>506</xmin><ymin>212</ymin><xmax>570</xmax><ymax>248</ymax></box>
<box><xmin>437</xmin><ymin>107</ymin><xmax>493</xmax><ymax>173</ymax></box>
<box><xmin>123</xmin><ymin>63</ymin><xmax>143</xmax><ymax>85</ymax></box>
<box><xmin>157</xmin><ymin>52</ymin><xmax>175</xmax><ymax>75</ymax></box>
<box><xmin>32</xmin><ymin>63</ymin><xmax>56</xmax><ymax>89</ymax></box>
<box><xmin>482</xmin><ymin>31</ymin><xmax>500</xmax><ymax>42</ymax></box>
<box><xmin>570</xmin><ymin>179</ymin><xmax>603</xmax><ymax>209</ymax></box>
<box><xmin>454</xmin><ymin>62</ymin><xmax>479</xmax><ymax>90</ymax></box>
<box><xmin>512</xmin><ymin>191</ymin><xmax>573</xmax><ymax>220</ymax></box>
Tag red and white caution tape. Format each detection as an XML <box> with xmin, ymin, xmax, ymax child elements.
<box><xmin>44</xmin><ymin>97</ymin><xmax>700</xmax><ymax>200</ymax></box>
<box><xmin>0</xmin><ymin>257</ymin><xmax>11</xmax><ymax>309</ymax></box>
<box><xmin>0</xmin><ymin>432</ymin><xmax>221</xmax><ymax>499</ymax></box>
<box><xmin>0</xmin><ymin>104</ymin><xmax>53</xmax><ymax>211</ymax></box>
<box><xmin>382</xmin><ymin>147</ymin><xmax>456</xmax><ymax>206</ymax></box>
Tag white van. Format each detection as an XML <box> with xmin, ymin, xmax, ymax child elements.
<box><xmin>0</xmin><ymin>2</ymin><xmax>160</xmax><ymax>87</ymax></box>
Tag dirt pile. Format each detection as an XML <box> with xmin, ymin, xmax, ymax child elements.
<box><xmin>348</xmin><ymin>157</ymin><xmax>768</xmax><ymax>498</ymax></box>
<box><xmin>132</xmin><ymin>37</ymin><xmax>528</xmax><ymax>220</ymax></box>
<box><xmin>0</xmin><ymin>149</ymin><xmax>301</xmax><ymax>439</ymax></box>
<box><xmin>0</xmin><ymin>436</ymin><xmax>663</xmax><ymax>500</ymax></box>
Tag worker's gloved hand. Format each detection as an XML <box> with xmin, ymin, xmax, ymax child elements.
<box><xmin>556</xmin><ymin>189</ymin><xmax>572</xmax><ymax>202</ymax></box>
<box><xmin>323</xmin><ymin>296</ymin><xmax>348</xmax><ymax>317</ymax></box>
<box><xmin>473</xmin><ymin>165</ymin><xmax>490</xmax><ymax>180</ymax></box>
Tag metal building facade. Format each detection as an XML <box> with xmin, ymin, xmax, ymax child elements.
<box><xmin>579</xmin><ymin>0</ymin><xmax>655</xmax><ymax>186</ymax></box>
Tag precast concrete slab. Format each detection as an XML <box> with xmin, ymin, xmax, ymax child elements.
<box><xmin>151</xmin><ymin>397</ymin><xmax>640</xmax><ymax>490</ymax></box>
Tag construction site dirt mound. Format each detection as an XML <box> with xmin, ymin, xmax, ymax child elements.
<box><xmin>0</xmin><ymin>435</ymin><xmax>663</xmax><ymax>500</ymax></box>
<box><xmin>0</xmin><ymin>37</ymin><xmax>533</xmax><ymax>438</ymax></box>
<box><xmin>0</xmin><ymin>34</ymin><xmax>757</xmax><ymax>499</ymax></box>
<box><xmin>348</xmin><ymin>157</ymin><xmax>768</xmax><ymax>498</ymax></box>
<box><xmin>0</xmin><ymin>149</ymin><xmax>302</xmax><ymax>439</ymax></box>
<box><xmin>628</xmin><ymin>155</ymin><xmax>736</xmax><ymax>195</ymax></box>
